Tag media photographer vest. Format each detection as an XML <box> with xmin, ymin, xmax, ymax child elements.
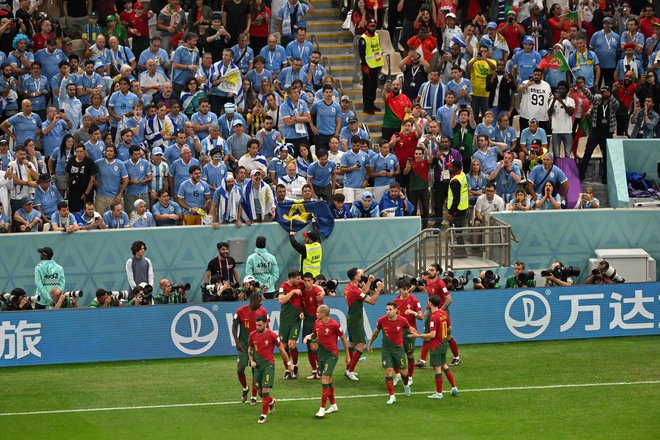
<box><xmin>447</xmin><ymin>171</ymin><xmax>469</xmax><ymax>212</ymax></box>
<box><xmin>361</xmin><ymin>33</ymin><xmax>384</xmax><ymax>69</ymax></box>
<box><xmin>301</xmin><ymin>242</ymin><xmax>322</xmax><ymax>277</ymax></box>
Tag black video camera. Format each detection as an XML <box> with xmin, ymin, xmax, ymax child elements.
<box><xmin>541</xmin><ymin>266</ymin><xmax>580</xmax><ymax>279</ymax></box>
<box><xmin>517</xmin><ymin>270</ymin><xmax>535</xmax><ymax>285</ymax></box>
<box><xmin>171</xmin><ymin>283</ymin><xmax>191</xmax><ymax>292</ymax></box>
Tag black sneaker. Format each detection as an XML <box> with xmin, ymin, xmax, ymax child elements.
<box><xmin>241</xmin><ymin>388</ymin><xmax>249</xmax><ymax>403</ymax></box>
<box><xmin>450</xmin><ymin>357</ymin><xmax>461</xmax><ymax>366</ymax></box>
<box><xmin>283</xmin><ymin>371</ymin><xmax>292</xmax><ymax>380</ymax></box>
<box><xmin>293</xmin><ymin>365</ymin><xmax>299</xmax><ymax>379</ymax></box>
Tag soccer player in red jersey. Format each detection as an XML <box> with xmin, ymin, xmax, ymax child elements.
<box><xmin>249</xmin><ymin>315</ymin><xmax>294</xmax><ymax>424</ymax></box>
<box><xmin>414</xmin><ymin>295</ymin><xmax>459</xmax><ymax>399</ymax></box>
<box><xmin>277</xmin><ymin>270</ymin><xmax>304</xmax><ymax>379</ymax></box>
<box><xmin>392</xmin><ymin>277</ymin><xmax>423</xmax><ymax>386</ymax></box>
<box><xmin>368</xmin><ymin>302</ymin><xmax>421</xmax><ymax>404</ymax></box>
<box><xmin>303</xmin><ymin>304</ymin><xmax>350</xmax><ymax>418</ymax></box>
<box><xmin>344</xmin><ymin>268</ymin><xmax>382</xmax><ymax>381</ymax></box>
<box><xmin>301</xmin><ymin>272</ymin><xmax>325</xmax><ymax>379</ymax></box>
<box><xmin>232</xmin><ymin>293</ymin><xmax>269</xmax><ymax>404</ymax></box>
<box><xmin>418</xmin><ymin>263</ymin><xmax>461</xmax><ymax>367</ymax></box>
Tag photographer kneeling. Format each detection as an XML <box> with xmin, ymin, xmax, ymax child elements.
<box><xmin>505</xmin><ymin>262</ymin><xmax>536</xmax><ymax>288</ymax></box>
<box><xmin>155</xmin><ymin>279</ymin><xmax>189</xmax><ymax>304</ymax></box>
<box><xmin>89</xmin><ymin>289</ymin><xmax>118</xmax><ymax>308</ymax></box>
<box><xmin>128</xmin><ymin>283</ymin><xmax>154</xmax><ymax>306</ymax></box>
<box><xmin>586</xmin><ymin>261</ymin><xmax>625</xmax><ymax>285</ymax></box>
<box><xmin>472</xmin><ymin>270</ymin><xmax>501</xmax><ymax>290</ymax></box>
<box><xmin>543</xmin><ymin>262</ymin><xmax>579</xmax><ymax>287</ymax></box>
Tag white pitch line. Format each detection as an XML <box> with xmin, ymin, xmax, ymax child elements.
<box><xmin>1</xmin><ymin>380</ymin><xmax>658</xmax><ymax>417</ymax></box>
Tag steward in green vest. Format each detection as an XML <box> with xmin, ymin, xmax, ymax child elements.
<box><xmin>446</xmin><ymin>158</ymin><xmax>469</xmax><ymax>257</ymax></box>
<box><xmin>289</xmin><ymin>219</ymin><xmax>323</xmax><ymax>277</ymax></box>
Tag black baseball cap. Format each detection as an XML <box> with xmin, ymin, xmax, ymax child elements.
<box><xmin>38</xmin><ymin>247</ymin><xmax>54</xmax><ymax>259</ymax></box>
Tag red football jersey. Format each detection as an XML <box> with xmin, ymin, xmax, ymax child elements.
<box><xmin>314</xmin><ymin>318</ymin><xmax>343</xmax><ymax>356</ymax></box>
<box><xmin>302</xmin><ymin>284</ymin><xmax>324</xmax><ymax>316</ymax></box>
<box><xmin>233</xmin><ymin>305</ymin><xmax>269</xmax><ymax>340</ymax></box>
<box><xmin>344</xmin><ymin>283</ymin><xmax>365</xmax><ymax>309</ymax></box>
<box><xmin>377</xmin><ymin>315</ymin><xmax>411</xmax><ymax>348</ymax></box>
<box><xmin>426</xmin><ymin>277</ymin><xmax>451</xmax><ymax>308</ymax></box>
<box><xmin>278</xmin><ymin>281</ymin><xmax>303</xmax><ymax>311</ymax></box>
<box><xmin>393</xmin><ymin>294</ymin><xmax>422</xmax><ymax>329</ymax></box>
<box><xmin>429</xmin><ymin>309</ymin><xmax>450</xmax><ymax>350</ymax></box>
<box><xmin>248</xmin><ymin>329</ymin><xmax>281</xmax><ymax>365</ymax></box>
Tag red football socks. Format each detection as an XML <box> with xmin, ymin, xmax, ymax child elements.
<box><xmin>386</xmin><ymin>377</ymin><xmax>395</xmax><ymax>395</ymax></box>
<box><xmin>238</xmin><ymin>373</ymin><xmax>247</xmax><ymax>388</ymax></box>
<box><xmin>290</xmin><ymin>348</ymin><xmax>299</xmax><ymax>365</ymax></box>
<box><xmin>435</xmin><ymin>373</ymin><xmax>443</xmax><ymax>393</ymax></box>
<box><xmin>444</xmin><ymin>368</ymin><xmax>456</xmax><ymax>387</ymax></box>
<box><xmin>348</xmin><ymin>349</ymin><xmax>362</xmax><ymax>372</ymax></box>
<box><xmin>407</xmin><ymin>359</ymin><xmax>415</xmax><ymax>378</ymax></box>
<box><xmin>402</xmin><ymin>375</ymin><xmax>409</xmax><ymax>386</ymax></box>
<box><xmin>282</xmin><ymin>349</ymin><xmax>290</xmax><ymax>369</ymax></box>
<box><xmin>261</xmin><ymin>394</ymin><xmax>270</xmax><ymax>415</ymax></box>
<box><xmin>449</xmin><ymin>339</ymin><xmax>459</xmax><ymax>357</ymax></box>
<box><xmin>309</xmin><ymin>352</ymin><xmax>318</xmax><ymax>370</ymax></box>
<box><xmin>322</xmin><ymin>383</ymin><xmax>331</xmax><ymax>407</ymax></box>
<box><xmin>420</xmin><ymin>342</ymin><xmax>429</xmax><ymax>361</ymax></box>
<box><xmin>329</xmin><ymin>385</ymin><xmax>336</xmax><ymax>405</ymax></box>
<box><xmin>251</xmin><ymin>377</ymin><xmax>257</xmax><ymax>397</ymax></box>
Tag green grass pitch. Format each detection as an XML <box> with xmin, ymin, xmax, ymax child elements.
<box><xmin>1</xmin><ymin>335</ymin><xmax>659</xmax><ymax>439</ymax></box>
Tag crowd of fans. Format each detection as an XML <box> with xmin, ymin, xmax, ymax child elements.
<box><xmin>0</xmin><ymin>0</ymin><xmax>657</xmax><ymax>234</ymax></box>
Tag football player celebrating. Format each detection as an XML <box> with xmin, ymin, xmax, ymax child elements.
<box><xmin>303</xmin><ymin>304</ymin><xmax>351</xmax><ymax>418</ymax></box>
<box><xmin>393</xmin><ymin>277</ymin><xmax>423</xmax><ymax>386</ymax></box>
<box><xmin>248</xmin><ymin>315</ymin><xmax>294</xmax><ymax>424</ymax></box>
<box><xmin>368</xmin><ymin>302</ymin><xmax>421</xmax><ymax>404</ymax></box>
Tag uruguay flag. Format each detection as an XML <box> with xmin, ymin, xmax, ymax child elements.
<box><xmin>276</xmin><ymin>200</ymin><xmax>335</xmax><ymax>238</ymax></box>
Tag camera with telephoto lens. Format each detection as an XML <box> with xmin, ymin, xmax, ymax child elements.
<box><xmin>541</xmin><ymin>266</ymin><xmax>581</xmax><ymax>279</ymax></box>
<box><xmin>517</xmin><ymin>270</ymin><xmax>536</xmax><ymax>285</ymax></box>
<box><xmin>591</xmin><ymin>263</ymin><xmax>625</xmax><ymax>283</ymax></box>
<box><xmin>201</xmin><ymin>283</ymin><xmax>235</xmax><ymax>301</ymax></box>
<box><xmin>325</xmin><ymin>279</ymin><xmax>338</xmax><ymax>293</ymax></box>
<box><xmin>62</xmin><ymin>290</ymin><xmax>84</xmax><ymax>299</ymax></box>
<box><xmin>171</xmin><ymin>283</ymin><xmax>190</xmax><ymax>291</ymax></box>
<box><xmin>410</xmin><ymin>277</ymin><xmax>426</xmax><ymax>287</ymax></box>
<box><xmin>110</xmin><ymin>290</ymin><xmax>130</xmax><ymax>301</ymax></box>
<box><xmin>474</xmin><ymin>270</ymin><xmax>500</xmax><ymax>289</ymax></box>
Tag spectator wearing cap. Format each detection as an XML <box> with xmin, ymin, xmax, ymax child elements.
<box><xmin>126</xmin><ymin>2</ymin><xmax>154</xmax><ymax>57</ymax></box>
<box><xmin>579</xmin><ymin>84</ymin><xmax>618</xmax><ymax>183</ymax></box>
<box><xmin>237</xmin><ymin>169</ymin><xmax>274</xmax><ymax>226</ymax></box>
<box><xmin>512</xmin><ymin>36</ymin><xmax>542</xmax><ymax>85</ymax></box>
<box><xmin>14</xmin><ymin>197</ymin><xmax>42</xmax><ymax>232</ymax></box>
<box><xmin>350</xmin><ymin>190</ymin><xmax>380</xmax><ymax>218</ymax></box>
<box><xmin>130</xmin><ymin>199</ymin><xmax>156</xmax><ymax>227</ymax></box>
<box><xmin>446</xmin><ymin>156</ymin><xmax>468</xmax><ymax>257</ymax></box>
<box><xmin>339</xmin><ymin>116</ymin><xmax>368</xmax><ymax>152</ymax></box>
<box><xmin>589</xmin><ymin>17</ymin><xmax>621</xmax><ymax>88</ymax></box>
<box><xmin>498</xmin><ymin>9</ymin><xmax>525</xmax><ymax>54</ymax></box>
<box><xmin>217</xmin><ymin>102</ymin><xmax>246</xmax><ymax>139</ymax></box>
<box><xmin>149</xmin><ymin>147</ymin><xmax>169</xmax><ymax>204</ymax></box>
<box><xmin>289</xmin><ymin>219</ymin><xmax>323</xmax><ymax>277</ymax></box>
<box><xmin>33</xmin><ymin>172</ymin><xmax>62</xmax><ymax>222</ymax></box>
<box><xmin>358</xmin><ymin>18</ymin><xmax>383</xmax><ymax>115</ymax></box>
<box><xmin>103</xmin><ymin>14</ymin><xmax>129</xmax><ymax>47</ymax></box>
<box><xmin>34</xmin><ymin>246</ymin><xmax>65</xmax><ymax>309</ymax></box>
<box><xmin>519</xmin><ymin>117</ymin><xmax>548</xmax><ymax>155</ymax></box>
<box><xmin>82</xmin><ymin>12</ymin><xmax>103</xmax><ymax>48</ymax></box>
<box><xmin>34</xmin><ymin>38</ymin><xmax>66</xmax><ymax>82</ymax></box>
<box><xmin>338</xmin><ymin>95</ymin><xmax>356</xmax><ymax>129</ymax></box>
<box><xmin>479</xmin><ymin>22</ymin><xmax>509</xmax><ymax>62</ymax></box>
<box><xmin>226</xmin><ymin>118</ymin><xmax>252</xmax><ymax>170</ymax></box>
<box><xmin>615</xmin><ymin>42</ymin><xmax>644</xmax><ymax>82</ymax></box>
<box><xmin>521</xmin><ymin>4</ymin><xmax>547</xmax><ymax>51</ymax></box>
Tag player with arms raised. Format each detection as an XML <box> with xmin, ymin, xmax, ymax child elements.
<box><xmin>368</xmin><ymin>301</ymin><xmax>420</xmax><ymax>404</ymax></box>
<box><xmin>344</xmin><ymin>268</ymin><xmax>382</xmax><ymax>381</ymax></box>
<box><xmin>301</xmin><ymin>271</ymin><xmax>325</xmax><ymax>379</ymax></box>
<box><xmin>248</xmin><ymin>315</ymin><xmax>294</xmax><ymax>424</ymax></box>
<box><xmin>232</xmin><ymin>293</ymin><xmax>269</xmax><ymax>405</ymax></box>
<box><xmin>303</xmin><ymin>304</ymin><xmax>350</xmax><ymax>418</ymax></box>
<box><xmin>393</xmin><ymin>277</ymin><xmax>423</xmax><ymax>386</ymax></box>
<box><xmin>277</xmin><ymin>270</ymin><xmax>304</xmax><ymax>379</ymax></box>
<box><xmin>418</xmin><ymin>263</ymin><xmax>460</xmax><ymax>367</ymax></box>
<box><xmin>414</xmin><ymin>295</ymin><xmax>459</xmax><ymax>399</ymax></box>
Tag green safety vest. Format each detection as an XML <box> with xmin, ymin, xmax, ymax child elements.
<box><xmin>447</xmin><ymin>171</ymin><xmax>469</xmax><ymax>211</ymax></box>
<box><xmin>301</xmin><ymin>242</ymin><xmax>322</xmax><ymax>277</ymax></box>
<box><xmin>362</xmin><ymin>33</ymin><xmax>384</xmax><ymax>69</ymax></box>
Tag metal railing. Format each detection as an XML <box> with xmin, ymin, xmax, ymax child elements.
<box><xmin>335</xmin><ymin>218</ymin><xmax>515</xmax><ymax>293</ymax></box>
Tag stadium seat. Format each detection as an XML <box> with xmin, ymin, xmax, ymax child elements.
<box><xmin>382</xmin><ymin>52</ymin><xmax>404</xmax><ymax>79</ymax></box>
<box><xmin>512</xmin><ymin>115</ymin><xmax>520</xmax><ymax>138</ymax></box>
<box><xmin>377</xmin><ymin>30</ymin><xmax>395</xmax><ymax>54</ymax></box>
<box><xmin>71</xmin><ymin>39</ymin><xmax>86</xmax><ymax>58</ymax></box>
<box><xmin>575</xmin><ymin>136</ymin><xmax>603</xmax><ymax>160</ymax></box>
<box><xmin>333</xmin><ymin>188</ymin><xmax>345</xmax><ymax>196</ymax></box>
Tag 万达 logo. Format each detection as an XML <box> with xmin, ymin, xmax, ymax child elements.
<box><xmin>504</xmin><ymin>291</ymin><xmax>551</xmax><ymax>339</ymax></box>
<box><xmin>171</xmin><ymin>306</ymin><xmax>219</xmax><ymax>355</ymax></box>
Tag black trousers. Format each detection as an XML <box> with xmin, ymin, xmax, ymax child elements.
<box><xmin>600</xmin><ymin>68</ymin><xmax>615</xmax><ymax>88</ymax></box>
<box><xmin>362</xmin><ymin>67</ymin><xmax>380</xmax><ymax>111</ymax></box>
<box><xmin>579</xmin><ymin>128</ymin><xmax>610</xmax><ymax>182</ymax></box>
<box><xmin>408</xmin><ymin>188</ymin><xmax>429</xmax><ymax>228</ymax></box>
<box><xmin>432</xmin><ymin>181</ymin><xmax>449</xmax><ymax>222</ymax></box>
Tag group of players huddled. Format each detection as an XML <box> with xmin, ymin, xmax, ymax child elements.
<box><xmin>231</xmin><ymin>263</ymin><xmax>459</xmax><ymax>424</ymax></box>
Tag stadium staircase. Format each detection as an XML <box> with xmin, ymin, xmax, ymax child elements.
<box><xmin>309</xmin><ymin>1</ymin><xmax>385</xmax><ymax>144</ymax></box>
